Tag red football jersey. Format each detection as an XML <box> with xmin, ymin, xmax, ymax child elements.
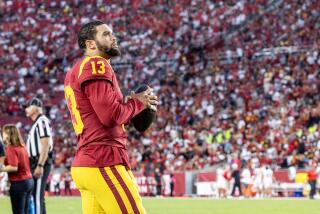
<box><xmin>64</xmin><ymin>56</ymin><xmax>145</xmax><ymax>168</ymax></box>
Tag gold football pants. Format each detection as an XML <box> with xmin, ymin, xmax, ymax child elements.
<box><xmin>71</xmin><ymin>165</ymin><xmax>146</xmax><ymax>214</ymax></box>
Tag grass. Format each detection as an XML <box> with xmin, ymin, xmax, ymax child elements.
<box><xmin>1</xmin><ymin>196</ymin><xmax>320</xmax><ymax>214</ymax></box>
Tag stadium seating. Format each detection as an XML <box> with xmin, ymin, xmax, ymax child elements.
<box><xmin>1</xmin><ymin>0</ymin><xmax>319</xmax><ymax>176</ymax></box>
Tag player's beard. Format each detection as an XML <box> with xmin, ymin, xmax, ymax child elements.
<box><xmin>96</xmin><ymin>40</ymin><xmax>121</xmax><ymax>57</ymax></box>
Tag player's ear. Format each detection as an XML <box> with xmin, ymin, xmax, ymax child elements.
<box><xmin>85</xmin><ymin>40</ymin><xmax>96</xmax><ymax>50</ymax></box>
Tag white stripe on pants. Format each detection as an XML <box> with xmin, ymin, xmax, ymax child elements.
<box><xmin>36</xmin><ymin>177</ymin><xmax>42</xmax><ymax>214</ymax></box>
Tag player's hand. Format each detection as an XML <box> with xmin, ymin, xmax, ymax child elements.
<box><xmin>146</xmin><ymin>90</ymin><xmax>158</xmax><ymax>111</ymax></box>
<box><xmin>130</xmin><ymin>87</ymin><xmax>158</xmax><ymax>110</ymax></box>
<box><xmin>148</xmin><ymin>104</ymin><xmax>157</xmax><ymax>112</ymax></box>
<box><xmin>34</xmin><ymin>166</ymin><xmax>44</xmax><ymax>178</ymax></box>
<box><xmin>148</xmin><ymin>91</ymin><xmax>158</xmax><ymax>112</ymax></box>
<box><xmin>124</xmin><ymin>95</ymin><xmax>132</xmax><ymax>104</ymax></box>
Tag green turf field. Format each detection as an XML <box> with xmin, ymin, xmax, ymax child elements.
<box><xmin>1</xmin><ymin>196</ymin><xmax>320</xmax><ymax>214</ymax></box>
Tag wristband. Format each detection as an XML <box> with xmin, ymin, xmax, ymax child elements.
<box><xmin>37</xmin><ymin>164</ymin><xmax>44</xmax><ymax>168</ymax></box>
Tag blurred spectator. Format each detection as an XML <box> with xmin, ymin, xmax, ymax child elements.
<box><xmin>52</xmin><ymin>173</ymin><xmax>61</xmax><ymax>196</ymax></box>
<box><xmin>170</xmin><ymin>174</ymin><xmax>175</xmax><ymax>197</ymax></box>
<box><xmin>241</xmin><ymin>164</ymin><xmax>252</xmax><ymax>197</ymax></box>
<box><xmin>307</xmin><ymin>162</ymin><xmax>318</xmax><ymax>199</ymax></box>
<box><xmin>154</xmin><ymin>168</ymin><xmax>162</xmax><ymax>196</ymax></box>
<box><xmin>63</xmin><ymin>171</ymin><xmax>72</xmax><ymax>196</ymax></box>
<box><xmin>231</xmin><ymin>163</ymin><xmax>242</xmax><ymax>196</ymax></box>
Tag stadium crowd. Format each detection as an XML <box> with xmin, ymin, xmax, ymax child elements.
<box><xmin>0</xmin><ymin>0</ymin><xmax>320</xmax><ymax>180</ymax></box>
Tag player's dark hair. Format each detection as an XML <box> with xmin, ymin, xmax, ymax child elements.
<box><xmin>78</xmin><ymin>20</ymin><xmax>105</xmax><ymax>50</ymax></box>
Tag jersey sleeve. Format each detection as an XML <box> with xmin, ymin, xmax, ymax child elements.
<box><xmin>78</xmin><ymin>57</ymin><xmax>113</xmax><ymax>87</ymax></box>
<box><xmin>83</xmin><ymin>80</ymin><xmax>145</xmax><ymax>127</ymax></box>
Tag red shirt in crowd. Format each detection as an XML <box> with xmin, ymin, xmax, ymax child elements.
<box><xmin>308</xmin><ymin>169</ymin><xmax>317</xmax><ymax>181</ymax></box>
<box><xmin>5</xmin><ymin>145</ymin><xmax>32</xmax><ymax>182</ymax></box>
<box><xmin>64</xmin><ymin>56</ymin><xmax>145</xmax><ymax>168</ymax></box>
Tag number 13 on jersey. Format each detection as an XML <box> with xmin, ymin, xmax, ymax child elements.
<box><xmin>64</xmin><ymin>85</ymin><xmax>84</xmax><ymax>135</ymax></box>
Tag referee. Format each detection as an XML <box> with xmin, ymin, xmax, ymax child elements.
<box><xmin>24</xmin><ymin>97</ymin><xmax>53</xmax><ymax>214</ymax></box>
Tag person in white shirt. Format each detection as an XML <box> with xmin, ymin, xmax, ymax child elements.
<box><xmin>241</xmin><ymin>165</ymin><xmax>252</xmax><ymax>197</ymax></box>
<box><xmin>216</xmin><ymin>166</ymin><xmax>228</xmax><ymax>198</ymax></box>
<box><xmin>288</xmin><ymin>163</ymin><xmax>297</xmax><ymax>182</ymax></box>
<box><xmin>262</xmin><ymin>165</ymin><xmax>275</xmax><ymax>197</ymax></box>
<box><xmin>252</xmin><ymin>165</ymin><xmax>263</xmax><ymax>198</ymax></box>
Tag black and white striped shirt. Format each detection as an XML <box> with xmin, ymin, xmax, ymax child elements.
<box><xmin>26</xmin><ymin>115</ymin><xmax>53</xmax><ymax>158</ymax></box>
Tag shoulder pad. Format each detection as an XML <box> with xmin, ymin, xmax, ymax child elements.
<box><xmin>78</xmin><ymin>56</ymin><xmax>113</xmax><ymax>86</ymax></box>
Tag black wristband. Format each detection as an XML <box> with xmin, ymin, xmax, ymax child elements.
<box><xmin>37</xmin><ymin>164</ymin><xmax>44</xmax><ymax>168</ymax></box>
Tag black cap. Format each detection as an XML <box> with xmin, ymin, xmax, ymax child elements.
<box><xmin>22</xmin><ymin>97</ymin><xmax>43</xmax><ymax>109</ymax></box>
